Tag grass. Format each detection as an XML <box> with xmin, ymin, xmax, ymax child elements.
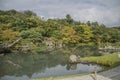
<box><xmin>80</xmin><ymin>53</ymin><xmax>120</xmax><ymax>67</ymax></box>
<box><xmin>31</xmin><ymin>73</ymin><xmax>90</xmax><ymax>80</ymax></box>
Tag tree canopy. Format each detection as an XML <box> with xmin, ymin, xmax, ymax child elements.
<box><xmin>0</xmin><ymin>10</ymin><xmax>120</xmax><ymax>52</ymax></box>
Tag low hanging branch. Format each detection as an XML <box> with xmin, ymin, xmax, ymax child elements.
<box><xmin>4</xmin><ymin>37</ymin><xmax>23</xmax><ymax>48</ymax></box>
<box><xmin>0</xmin><ymin>37</ymin><xmax>23</xmax><ymax>53</ymax></box>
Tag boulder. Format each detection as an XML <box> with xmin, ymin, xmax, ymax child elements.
<box><xmin>69</xmin><ymin>55</ymin><xmax>78</xmax><ymax>62</ymax></box>
<box><xmin>118</xmin><ymin>54</ymin><xmax>120</xmax><ymax>58</ymax></box>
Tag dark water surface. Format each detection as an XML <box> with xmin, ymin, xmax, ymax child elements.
<box><xmin>0</xmin><ymin>46</ymin><xmax>103</xmax><ymax>80</ymax></box>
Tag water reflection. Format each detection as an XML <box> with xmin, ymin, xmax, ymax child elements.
<box><xmin>66</xmin><ymin>63</ymin><xmax>77</xmax><ymax>70</ymax></box>
<box><xmin>0</xmin><ymin>53</ymin><xmax>68</xmax><ymax>77</ymax></box>
<box><xmin>0</xmin><ymin>46</ymin><xmax>103</xmax><ymax>80</ymax></box>
<box><xmin>0</xmin><ymin>64</ymin><xmax>102</xmax><ymax>80</ymax></box>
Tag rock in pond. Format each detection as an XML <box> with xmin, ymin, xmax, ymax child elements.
<box><xmin>69</xmin><ymin>55</ymin><xmax>79</xmax><ymax>63</ymax></box>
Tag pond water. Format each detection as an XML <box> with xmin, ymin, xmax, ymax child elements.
<box><xmin>0</xmin><ymin>46</ymin><xmax>103</xmax><ymax>80</ymax></box>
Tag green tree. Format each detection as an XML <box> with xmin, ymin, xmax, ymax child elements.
<box><xmin>19</xmin><ymin>28</ymin><xmax>43</xmax><ymax>43</ymax></box>
<box><xmin>60</xmin><ymin>26</ymin><xmax>80</xmax><ymax>44</ymax></box>
<box><xmin>43</xmin><ymin>19</ymin><xmax>60</xmax><ymax>37</ymax></box>
<box><xmin>75</xmin><ymin>24</ymin><xmax>93</xmax><ymax>43</ymax></box>
<box><xmin>66</xmin><ymin>14</ymin><xmax>74</xmax><ymax>25</ymax></box>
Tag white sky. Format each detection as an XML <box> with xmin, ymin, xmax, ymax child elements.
<box><xmin>0</xmin><ymin>0</ymin><xmax>120</xmax><ymax>27</ymax></box>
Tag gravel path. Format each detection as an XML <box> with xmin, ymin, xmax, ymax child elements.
<box><xmin>99</xmin><ymin>65</ymin><xmax>120</xmax><ymax>80</ymax></box>
<box><xmin>58</xmin><ymin>74</ymin><xmax>111</xmax><ymax>80</ymax></box>
<box><xmin>58</xmin><ymin>66</ymin><xmax>120</xmax><ymax>80</ymax></box>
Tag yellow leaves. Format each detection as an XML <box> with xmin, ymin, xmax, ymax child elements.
<box><xmin>60</xmin><ymin>26</ymin><xmax>80</xmax><ymax>44</ymax></box>
<box><xmin>1</xmin><ymin>29</ymin><xmax>19</xmax><ymax>44</ymax></box>
<box><xmin>6</xmin><ymin>23</ymin><xmax>13</xmax><ymax>28</ymax></box>
<box><xmin>61</xmin><ymin>26</ymin><xmax>76</xmax><ymax>37</ymax></box>
<box><xmin>0</xmin><ymin>23</ymin><xmax>13</xmax><ymax>30</ymax></box>
<box><xmin>80</xmin><ymin>24</ymin><xmax>93</xmax><ymax>35</ymax></box>
<box><xmin>78</xmin><ymin>24</ymin><xmax>93</xmax><ymax>43</ymax></box>
<box><xmin>62</xmin><ymin>37</ymin><xmax>70</xmax><ymax>43</ymax></box>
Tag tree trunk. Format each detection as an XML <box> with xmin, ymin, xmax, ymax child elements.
<box><xmin>4</xmin><ymin>37</ymin><xmax>22</xmax><ymax>48</ymax></box>
<box><xmin>0</xmin><ymin>37</ymin><xmax>23</xmax><ymax>53</ymax></box>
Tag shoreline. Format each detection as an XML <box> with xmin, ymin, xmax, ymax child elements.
<box><xmin>32</xmin><ymin>65</ymin><xmax>120</xmax><ymax>80</ymax></box>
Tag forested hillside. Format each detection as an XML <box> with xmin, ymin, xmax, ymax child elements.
<box><xmin>0</xmin><ymin>10</ymin><xmax>120</xmax><ymax>53</ymax></box>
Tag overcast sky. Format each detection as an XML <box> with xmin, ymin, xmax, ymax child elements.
<box><xmin>0</xmin><ymin>0</ymin><xmax>120</xmax><ymax>27</ymax></box>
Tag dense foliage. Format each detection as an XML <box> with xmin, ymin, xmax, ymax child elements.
<box><xmin>0</xmin><ymin>10</ymin><xmax>120</xmax><ymax>52</ymax></box>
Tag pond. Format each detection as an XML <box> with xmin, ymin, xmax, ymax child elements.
<box><xmin>0</xmin><ymin>46</ymin><xmax>103</xmax><ymax>80</ymax></box>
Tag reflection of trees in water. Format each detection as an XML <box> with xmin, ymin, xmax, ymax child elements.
<box><xmin>0</xmin><ymin>53</ymin><xmax>68</xmax><ymax>77</ymax></box>
<box><xmin>59</xmin><ymin>45</ymin><xmax>99</xmax><ymax>57</ymax></box>
<box><xmin>66</xmin><ymin>63</ymin><xmax>93</xmax><ymax>71</ymax></box>
<box><xmin>0</xmin><ymin>45</ymin><xmax>99</xmax><ymax>77</ymax></box>
<box><xmin>75</xmin><ymin>45</ymin><xmax>99</xmax><ymax>56</ymax></box>
<box><xmin>66</xmin><ymin>63</ymin><xmax>77</xmax><ymax>70</ymax></box>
